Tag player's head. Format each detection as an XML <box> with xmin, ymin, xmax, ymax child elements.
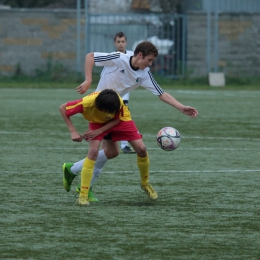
<box><xmin>95</xmin><ymin>89</ymin><xmax>121</xmax><ymax>114</ymax></box>
<box><xmin>133</xmin><ymin>41</ymin><xmax>158</xmax><ymax>70</ymax></box>
<box><xmin>114</xmin><ymin>32</ymin><xmax>127</xmax><ymax>53</ymax></box>
<box><xmin>134</xmin><ymin>41</ymin><xmax>158</xmax><ymax>58</ymax></box>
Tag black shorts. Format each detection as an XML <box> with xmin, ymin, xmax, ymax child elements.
<box><xmin>103</xmin><ymin>133</ymin><xmax>112</xmax><ymax>140</ymax></box>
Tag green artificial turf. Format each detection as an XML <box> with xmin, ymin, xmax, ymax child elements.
<box><xmin>0</xmin><ymin>88</ymin><xmax>259</xmax><ymax>260</ymax></box>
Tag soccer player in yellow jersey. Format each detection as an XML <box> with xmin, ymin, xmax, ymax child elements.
<box><xmin>60</xmin><ymin>89</ymin><xmax>157</xmax><ymax>206</ymax></box>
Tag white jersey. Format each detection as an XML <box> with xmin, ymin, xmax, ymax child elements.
<box><xmin>94</xmin><ymin>52</ymin><xmax>164</xmax><ymax>97</ymax></box>
<box><xmin>100</xmin><ymin>50</ymin><xmax>133</xmax><ymax>77</ymax></box>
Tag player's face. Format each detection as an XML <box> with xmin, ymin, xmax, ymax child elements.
<box><xmin>114</xmin><ymin>37</ymin><xmax>127</xmax><ymax>53</ymax></box>
<box><xmin>137</xmin><ymin>53</ymin><xmax>156</xmax><ymax>70</ymax></box>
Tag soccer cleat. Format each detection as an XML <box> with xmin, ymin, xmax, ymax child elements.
<box><xmin>75</xmin><ymin>195</ymin><xmax>90</xmax><ymax>206</ymax></box>
<box><xmin>76</xmin><ymin>185</ymin><xmax>99</xmax><ymax>202</ymax></box>
<box><xmin>88</xmin><ymin>188</ymin><xmax>99</xmax><ymax>202</ymax></box>
<box><xmin>141</xmin><ymin>183</ymin><xmax>158</xmax><ymax>200</ymax></box>
<box><xmin>121</xmin><ymin>146</ymin><xmax>136</xmax><ymax>154</ymax></box>
<box><xmin>62</xmin><ymin>162</ymin><xmax>76</xmax><ymax>192</ymax></box>
<box><xmin>76</xmin><ymin>183</ymin><xmax>81</xmax><ymax>193</ymax></box>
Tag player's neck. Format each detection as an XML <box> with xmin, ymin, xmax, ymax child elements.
<box><xmin>117</xmin><ymin>49</ymin><xmax>126</xmax><ymax>54</ymax></box>
<box><xmin>130</xmin><ymin>56</ymin><xmax>139</xmax><ymax>70</ymax></box>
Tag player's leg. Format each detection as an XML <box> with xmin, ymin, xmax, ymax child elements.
<box><xmin>121</xmin><ymin>93</ymin><xmax>135</xmax><ymax>154</ymax></box>
<box><xmin>76</xmin><ymin>139</ymin><xmax>101</xmax><ymax>206</ymax></box>
<box><xmin>62</xmin><ymin>161</ymin><xmax>77</xmax><ymax>192</ymax></box>
<box><xmin>72</xmin><ymin>150</ymin><xmax>106</xmax><ymax>202</ymax></box>
<box><xmin>121</xmin><ymin>140</ymin><xmax>136</xmax><ymax>153</ymax></box>
<box><xmin>74</xmin><ymin>135</ymin><xmax>119</xmax><ymax>197</ymax></box>
<box><xmin>90</xmin><ymin>138</ymin><xmax>119</xmax><ymax>187</ymax></box>
<box><xmin>63</xmin><ymin>156</ymin><xmax>102</xmax><ymax>195</ymax></box>
<box><xmin>122</xmin><ymin>93</ymin><xmax>129</xmax><ymax>106</ymax></box>
<box><xmin>64</xmin><ymin>151</ymin><xmax>104</xmax><ymax>201</ymax></box>
<box><xmin>112</xmin><ymin>120</ymin><xmax>158</xmax><ymax>200</ymax></box>
<box><xmin>129</xmin><ymin>139</ymin><xmax>158</xmax><ymax>200</ymax></box>
<box><xmin>63</xmin><ymin>137</ymin><xmax>110</xmax><ymax>190</ymax></box>
<box><xmin>71</xmin><ymin>134</ymin><xmax>117</xmax><ymax>177</ymax></box>
<box><xmin>76</xmin><ymin>139</ymin><xmax>119</xmax><ymax>205</ymax></box>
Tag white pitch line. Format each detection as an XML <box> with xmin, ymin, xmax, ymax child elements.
<box><xmin>102</xmin><ymin>169</ymin><xmax>260</xmax><ymax>174</ymax></box>
<box><xmin>1</xmin><ymin>131</ymin><xmax>260</xmax><ymax>141</ymax></box>
<box><xmin>175</xmin><ymin>90</ymin><xmax>260</xmax><ymax>95</ymax></box>
<box><xmin>3</xmin><ymin>169</ymin><xmax>260</xmax><ymax>174</ymax></box>
<box><xmin>144</xmin><ymin>135</ymin><xmax>260</xmax><ymax>141</ymax></box>
<box><xmin>1</xmin><ymin>147</ymin><xmax>260</xmax><ymax>151</ymax></box>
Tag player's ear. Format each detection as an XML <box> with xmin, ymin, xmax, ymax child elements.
<box><xmin>137</xmin><ymin>52</ymin><xmax>143</xmax><ymax>58</ymax></box>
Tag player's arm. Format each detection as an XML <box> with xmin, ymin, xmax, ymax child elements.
<box><xmin>159</xmin><ymin>92</ymin><xmax>198</xmax><ymax>118</ymax></box>
<box><xmin>59</xmin><ymin>103</ymin><xmax>83</xmax><ymax>142</ymax></box>
<box><xmin>83</xmin><ymin>119</ymin><xmax>120</xmax><ymax>140</ymax></box>
<box><xmin>76</xmin><ymin>52</ymin><xmax>95</xmax><ymax>95</ymax></box>
<box><xmin>76</xmin><ymin>52</ymin><xmax>120</xmax><ymax>95</ymax></box>
<box><xmin>141</xmin><ymin>71</ymin><xmax>198</xmax><ymax>118</ymax></box>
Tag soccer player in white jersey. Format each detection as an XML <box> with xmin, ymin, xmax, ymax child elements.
<box><xmin>62</xmin><ymin>41</ymin><xmax>198</xmax><ymax>202</ymax></box>
<box><xmin>101</xmin><ymin>32</ymin><xmax>135</xmax><ymax>154</ymax></box>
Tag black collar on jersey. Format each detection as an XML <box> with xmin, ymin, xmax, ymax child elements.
<box><xmin>115</xmin><ymin>50</ymin><xmax>126</xmax><ymax>54</ymax></box>
<box><xmin>129</xmin><ymin>56</ymin><xmax>139</xmax><ymax>71</ymax></box>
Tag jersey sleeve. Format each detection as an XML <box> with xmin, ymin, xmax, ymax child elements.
<box><xmin>65</xmin><ymin>99</ymin><xmax>84</xmax><ymax>117</ymax></box>
<box><xmin>140</xmin><ymin>69</ymin><xmax>164</xmax><ymax>95</ymax></box>
<box><xmin>94</xmin><ymin>52</ymin><xmax>121</xmax><ymax>67</ymax></box>
<box><xmin>126</xmin><ymin>50</ymin><xmax>134</xmax><ymax>56</ymax></box>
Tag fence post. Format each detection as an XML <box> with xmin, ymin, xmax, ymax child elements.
<box><xmin>84</xmin><ymin>0</ymin><xmax>90</xmax><ymax>57</ymax></box>
<box><xmin>207</xmin><ymin>0</ymin><xmax>211</xmax><ymax>73</ymax></box>
<box><xmin>76</xmin><ymin>0</ymin><xmax>81</xmax><ymax>72</ymax></box>
<box><xmin>213</xmin><ymin>0</ymin><xmax>219</xmax><ymax>72</ymax></box>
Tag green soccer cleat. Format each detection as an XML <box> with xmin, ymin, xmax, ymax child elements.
<box><xmin>88</xmin><ymin>188</ymin><xmax>99</xmax><ymax>202</ymax></box>
<box><xmin>75</xmin><ymin>195</ymin><xmax>90</xmax><ymax>206</ymax></box>
<box><xmin>76</xmin><ymin>185</ymin><xmax>99</xmax><ymax>202</ymax></box>
<box><xmin>62</xmin><ymin>162</ymin><xmax>76</xmax><ymax>192</ymax></box>
<box><xmin>141</xmin><ymin>183</ymin><xmax>158</xmax><ymax>200</ymax></box>
<box><xmin>76</xmin><ymin>183</ymin><xmax>81</xmax><ymax>193</ymax></box>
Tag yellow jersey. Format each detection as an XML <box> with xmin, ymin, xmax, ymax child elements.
<box><xmin>65</xmin><ymin>91</ymin><xmax>131</xmax><ymax>124</ymax></box>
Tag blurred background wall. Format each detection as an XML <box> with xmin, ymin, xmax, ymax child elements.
<box><xmin>0</xmin><ymin>0</ymin><xmax>259</xmax><ymax>78</ymax></box>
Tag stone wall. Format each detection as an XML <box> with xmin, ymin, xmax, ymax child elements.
<box><xmin>0</xmin><ymin>9</ymin><xmax>81</xmax><ymax>76</ymax></box>
<box><xmin>187</xmin><ymin>12</ymin><xmax>260</xmax><ymax>77</ymax></box>
<box><xmin>0</xmin><ymin>8</ymin><xmax>260</xmax><ymax>77</ymax></box>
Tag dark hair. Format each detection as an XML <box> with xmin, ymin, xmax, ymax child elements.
<box><xmin>95</xmin><ymin>89</ymin><xmax>120</xmax><ymax>114</ymax></box>
<box><xmin>134</xmin><ymin>41</ymin><xmax>158</xmax><ymax>58</ymax></box>
<box><xmin>114</xmin><ymin>32</ymin><xmax>127</xmax><ymax>41</ymax></box>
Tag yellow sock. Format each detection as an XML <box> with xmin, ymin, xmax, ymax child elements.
<box><xmin>137</xmin><ymin>153</ymin><xmax>150</xmax><ymax>185</ymax></box>
<box><xmin>80</xmin><ymin>158</ymin><xmax>95</xmax><ymax>197</ymax></box>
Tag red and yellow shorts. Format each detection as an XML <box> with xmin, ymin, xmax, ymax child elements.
<box><xmin>89</xmin><ymin>120</ymin><xmax>142</xmax><ymax>141</ymax></box>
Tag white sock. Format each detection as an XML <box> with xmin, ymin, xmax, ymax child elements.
<box><xmin>70</xmin><ymin>150</ymin><xmax>108</xmax><ymax>185</ymax></box>
<box><xmin>71</xmin><ymin>159</ymin><xmax>85</xmax><ymax>174</ymax></box>
<box><xmin>121</xmin><ymin>140</ymin><xmax>129</xmax><ymax>149</ymax></box>
<box><xmin>121</xmin><ymin>93</ymin><xmax>129</xmax><ymax>101</ymax></box>
<box><xmin>90</xmin><ymin>150</ymin><xmax>108</xmax><ymax>186</ymax></box>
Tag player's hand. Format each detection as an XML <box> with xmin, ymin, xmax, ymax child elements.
<box><xmin>180</xmin><ymin>106</ymin><xmax>198</xmax><ymax>118</ymax></box>
<box><xmin>70</xmin><ymin>130</ymin><xmax>83</xmax><ymax>142</ymax></box>
<box><xmin>76</xmin><ymin>79</ymin><xmax>91</xmax><ymax>95</ymax></box>
<box><xmin>83</xmin><ymin>129</ymin><xmax>102</xmax><ymax>141</ymax></box>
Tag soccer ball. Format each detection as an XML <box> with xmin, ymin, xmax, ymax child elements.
<box><xmin>156</xmin><ymin>127</ymin><xmax>181</xmax><ymax>151</ymax></box>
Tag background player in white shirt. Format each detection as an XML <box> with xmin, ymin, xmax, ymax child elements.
<box><xmin>101</xmin><ymin>32</ymin><xmax>135</xmax><ymax>154</ymax></box>
<box><xmin>62</xmin><ymin>41</ymin><xmax>198</xmax><ymax>202</ymax></box>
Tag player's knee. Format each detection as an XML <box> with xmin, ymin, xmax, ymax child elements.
<box><xmin>135</xmin><ymin>145</ymin><xmax>147</xmax><ymax>157</ymax></box>
<box><xmin>88</xmin><ymin>148</ymin><xmax>99</xmax><ymax>160</ymax></box>
<box><xmin>104</xmin><ymin>148</ymin><xmax>119</xmax><ymax>159</ymax></box>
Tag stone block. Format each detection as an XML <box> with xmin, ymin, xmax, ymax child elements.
<box><xmin>208</xmin><ymin>72</ymin><xmax>226</xmax><ymax>87</ymax></box>
<box><xmin>3</xmin><ymin>38</ymin><xmax>42</xmax><ymax>45</ymax></box>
